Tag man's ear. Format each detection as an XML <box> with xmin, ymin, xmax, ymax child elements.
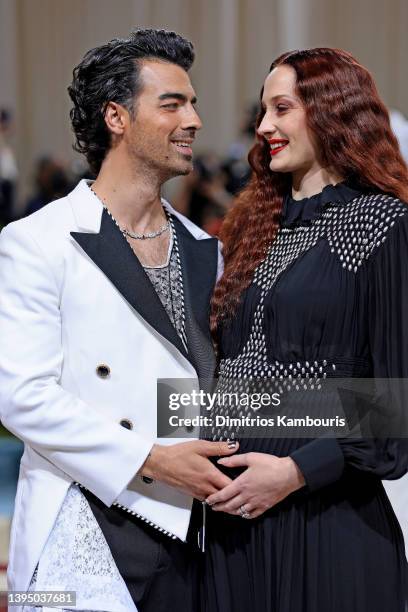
<box><xmin>103</xmin><ymin>101</ymin><xmax>129</xmax><ymax>136</ymax></box>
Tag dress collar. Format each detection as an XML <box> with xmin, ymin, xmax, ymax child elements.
<box><xmin>281</xmin><ymin>181</ymin><xmax>362</xmax><ymax>227</ymax></box>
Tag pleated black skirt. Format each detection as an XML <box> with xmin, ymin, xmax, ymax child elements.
<box><xmin>201</xmin><ymin>468</ymin><xmax>408</xmax><ymax>612</ymax></box>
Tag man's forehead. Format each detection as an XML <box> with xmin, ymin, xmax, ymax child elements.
<box><xmin>139</xmin><ymin>60</ymin><xmax>195</xmax><ymax>97</ymax></box>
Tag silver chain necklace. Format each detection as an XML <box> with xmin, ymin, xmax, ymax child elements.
<box><xmin>122</xmin><ymin>221</ymin><xmax>169</xmax><ymax>240</ymax></box>
<box><xmin>90</xmin><ymin>187</ymin><xmax>169</xmax><ymax>240</ymax></box>
<box><xmin>90</xmin><ymin>184</ymin><xmax>188</xmax><ymax>352</ymax></box>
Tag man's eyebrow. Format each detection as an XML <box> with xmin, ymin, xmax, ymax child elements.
<box><xmin>158</xmin><ymin>93</ymin><xmax>198</xmax><ymax>104</ymax></box>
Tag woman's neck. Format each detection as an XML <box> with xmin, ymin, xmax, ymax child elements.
<box><xmin>291</xmin><ymin>167</ymin><xmax>344</xmax><ymax>201</ymax></box>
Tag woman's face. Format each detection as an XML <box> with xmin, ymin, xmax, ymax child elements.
<box><xmin>257</xmin><ymin>65</ymin><xmax>321</xmax><ymax>178</ymax></box>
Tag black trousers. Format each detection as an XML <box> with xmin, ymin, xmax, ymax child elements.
<box><xmin>81</xmin><ymin>488</ymin><xmax>203</xmax><ymax>612</ymax></box>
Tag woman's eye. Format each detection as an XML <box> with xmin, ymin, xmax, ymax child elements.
<box><xmin>276</xmin><ymin>105</ymin><xmax>289</xmax><ymax>113</ymax></box>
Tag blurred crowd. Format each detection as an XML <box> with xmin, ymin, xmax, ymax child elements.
<box><xmin>171</xmin><ymin>103</ymin><xmax>257</xmax><ymax>234</ymax></box>
<box><xmin>1</xmin><ymin>104</ymin><xmax>408</xmax><ymax>235</ymax></box>
<box><xmin>0</xmin><ymin>103</ymin><xmax>258</xmax><ymax>235</ymax></box>
<box><xmin>0</xmin><ymin>110</ymin><xmax>18</xmax><ymax>227</ymax></box>
<box><xmin>0</xmin><ymin>108</ymin><xmax>94</xmax><ymax>229</ymax></box>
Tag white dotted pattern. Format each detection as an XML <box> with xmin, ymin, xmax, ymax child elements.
<box><xmin>211</xmin><ymin>194</ymin><xmax>407</xmax><ymax>440</ymax></box>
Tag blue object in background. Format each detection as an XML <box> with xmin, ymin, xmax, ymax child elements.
<box><xmin>0</xmin><ymin>438</ymin><xmax>24</xmax><ymax>517</ymax></box>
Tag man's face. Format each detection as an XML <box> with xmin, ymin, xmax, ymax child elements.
<box><xmin>124</xmin><ymin>60</ymin><xmax>202</xmax><ymax>180</ymax></box>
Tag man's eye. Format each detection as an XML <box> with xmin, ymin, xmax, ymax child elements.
<box><xmin>162</xmin><ymin>103</ymin><xmax>179</xmax><ymax>110</ymax></box>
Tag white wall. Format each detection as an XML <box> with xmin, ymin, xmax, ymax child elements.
<box><xmin>1</xmin><ymin>0</ymin><xmax>408</xmax><ymax>198</ymax></box>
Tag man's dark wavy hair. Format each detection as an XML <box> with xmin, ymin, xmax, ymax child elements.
<box><xmin>68</xmin><ymin>29</ymin><xmax>195</xmax><ymax>175</ymax></box>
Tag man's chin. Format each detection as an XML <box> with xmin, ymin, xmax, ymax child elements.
<box><xmin>179</xmin><ymin>165</ymin><xmax>193</xmax><ymax>176</ymax></box>
<box><xmin>169</xmin><ymin>160</ymin><xmax>194</xmax><ymax>177</ymax></box>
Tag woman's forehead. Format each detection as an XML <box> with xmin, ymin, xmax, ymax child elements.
<box><xmin>263</xmin><ymin>65</ymin><xmax>297</xmax><ymax>100</ymax></box>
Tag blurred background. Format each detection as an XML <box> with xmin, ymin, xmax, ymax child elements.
<box><xmin>0</xmin><ymin>0</ymin><xmax>407</xmax><ymax>596</ymax></box>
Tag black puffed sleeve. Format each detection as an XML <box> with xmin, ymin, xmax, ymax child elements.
<box><xmin>291</xmin><ymin>209</ymin><xmax>408</xmax><ymax>491</ymax></box>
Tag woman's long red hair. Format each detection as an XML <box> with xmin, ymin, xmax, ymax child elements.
<box><xmin>211</xmin><ymin>47</ymin><xmax>408</xmax><ymax>334</ymax></box>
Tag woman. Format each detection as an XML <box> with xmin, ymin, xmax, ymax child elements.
<box><xmin>203</xmin><ymin>48</ymin><xmax>408</xmax><ymax>611</ymax></box>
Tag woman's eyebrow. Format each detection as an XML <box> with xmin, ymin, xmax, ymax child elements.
<box><xmin>269</xmin><ymin>94</ymin><xmax>296</xmax><ymax>102</ymax></box>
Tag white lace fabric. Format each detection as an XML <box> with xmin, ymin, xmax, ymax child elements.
<box><xmin>25</xmin><ymin>484</ymin><xmax>136</xmax><ymax>612</ymax></box>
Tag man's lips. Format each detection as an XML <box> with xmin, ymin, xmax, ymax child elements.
<box><xmin>171</xmin><ymin>139</ymin><xmax>194</xmax><ymax>156</ymax></box>
<box><xmin>268</xmin><ymin>139</ymin><xmax>289</xmax><ymax>156</ymax></box>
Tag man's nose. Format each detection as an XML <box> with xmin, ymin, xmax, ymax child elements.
<box><xmin>182</xmin><ymin>106</ymin><xmax>202</xmax><ymax>131</ymax></box>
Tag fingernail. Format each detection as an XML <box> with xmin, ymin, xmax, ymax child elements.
<box><xmin>227</xmin><ymin>441</ymin><xmax>237</xmax><ymax>448</ymax></box>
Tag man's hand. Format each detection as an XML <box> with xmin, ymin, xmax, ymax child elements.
<box><xmin>205</xmin><ymin>452</ymin><xmax>305</xmax><ymax>518</ymax></box>
<box><xmin>136</xmin><ymin>440</ymin><xmax>239</xmax><ymax>500</ymax></box>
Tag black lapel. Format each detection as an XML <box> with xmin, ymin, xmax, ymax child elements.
<box><xmin>71</xmin><ymin>209</ymin><xmax>190</xmax><ymax>363</ymax></box>
<box><xmin>171</xmin><ymin>215</ymin><xmax>218</xmax><ymax>381</ymax></box>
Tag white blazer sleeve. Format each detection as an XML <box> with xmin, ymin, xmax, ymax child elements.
<box><xmin>0</xmin><ymin>222</ymin><xmax>154</xmax><ymax>506</ymax></box>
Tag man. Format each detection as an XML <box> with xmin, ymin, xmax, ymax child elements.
<box><xmin>0</xmin><ymin>29</ymin><xmax>237</xmax><ymax>611</ymax></box>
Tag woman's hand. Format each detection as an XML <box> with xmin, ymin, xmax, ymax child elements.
<box><xmin>205</xmin><ymin>452</ymin><xmax>306</xmax><ymax>519</ymax></box>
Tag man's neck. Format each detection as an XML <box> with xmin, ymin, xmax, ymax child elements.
<box><xmin>91</xmin><ymin>156</ymin><xmax>166</xmax><ymax>234</ymax></box>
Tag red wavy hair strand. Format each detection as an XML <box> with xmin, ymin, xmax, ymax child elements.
<box><xmin>211</xmin><ymin>47</ymin><xmax>408</xmax><ymax>334</ymax></box>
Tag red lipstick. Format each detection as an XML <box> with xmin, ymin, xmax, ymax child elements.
<box><xmin>268</xmin><ymin>138</ymin><xmax>289</xmax><ymax>156</ymax></box>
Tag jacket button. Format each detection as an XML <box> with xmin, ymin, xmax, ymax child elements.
<box><xmin>142</xmin><ymin>476</ymin><xmax>154</xmax><ymax>484</ymax></box>
<box><xmin>119</xmin><ymin>419</ymin><xmax>133</xmax><ymax>430</ymax></box>
<box><xmin>96</xmin><ymin>364</ymin><xmax>110</xmax><ymax>379</ymax></box>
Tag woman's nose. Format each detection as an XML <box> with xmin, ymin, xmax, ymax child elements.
<box><xmin>257</xmin><ymin>113</ymin><xmax>276</xmax><ymax>139</ymax></box>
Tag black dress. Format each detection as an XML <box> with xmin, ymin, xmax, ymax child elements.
<box><xmin>202</xmin><ymin>183</ymin><xmax>408</xmax><ymax>611</ymax></box>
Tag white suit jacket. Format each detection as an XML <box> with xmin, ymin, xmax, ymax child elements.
<box><xmin>0</xmin><ymin>179</ymin><xmax>221</xmax><ymax>595</ymax></box>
